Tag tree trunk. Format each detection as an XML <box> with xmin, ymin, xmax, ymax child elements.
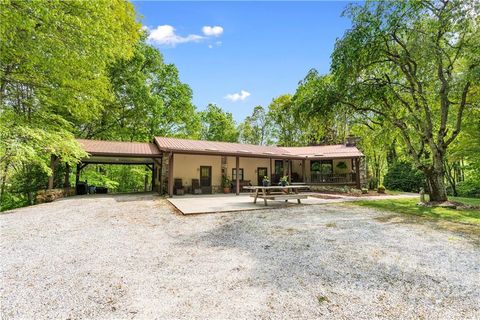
<box><xmin>425</xmin><ymin>169</ymin><xmax>448</xmax><ymax>202</ymax></box>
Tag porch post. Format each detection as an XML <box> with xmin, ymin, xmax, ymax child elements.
<box><xmin>151</xmin><ymin>162</ymin><xmax>155</xmax><ymax>192</ymax></box>
<box><xmin>288</xmin><ymin>160</ymin><xmax>292</xmax><ymax>184</ymax></box>
<box><xmin>168</xmin><ymin>152</ymin><xmax>174</xmax><ymax>197</ymax></box>
<box><xmin>269</xmin><ymin>158</ymin><xmax>272</xmax><ymax>180</ymax></box>
<box><xmin>355</xmin><ymin>157</ymin><xmax>361</xmax><ymax>189</ymax></box>
<box><xmin>75</xmin><ymin>163</ymin><xmax>81</xmax><ymax>187</ymax></box>
<box><xmin>302</xmin><ymin>159</ymin><xmax>306</xmax><ymax>182</ymax></box>
<box><xmin>235</xmin><ymin>156</ymin><xmax>240</xmax><ymax>195</ymax></box>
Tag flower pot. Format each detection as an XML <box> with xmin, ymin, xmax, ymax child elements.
<box><xmin>223</xmin><ymin>187</ymin><xmax>231</xmax><ymax>194</ymax></box>
<box><xmin>281</xmin><ymin>181</ymin><xmax>287</xmax><ymax>187</ymax></box>
<box><xmin>262</xmin><ymin>181</ymin><xmax>269</xmax><ymax>187</ymax></box>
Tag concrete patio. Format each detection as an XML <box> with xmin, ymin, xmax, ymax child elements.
<box><xmin>167</xmin><ymin>192</ymin><xmax>418</xmax><ymax>214</ymax></box>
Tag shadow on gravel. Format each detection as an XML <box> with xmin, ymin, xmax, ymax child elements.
<box><xmin>180</xmin><ymin>210</ymin><xmax>479</xmax><ymax>312</ymax></box>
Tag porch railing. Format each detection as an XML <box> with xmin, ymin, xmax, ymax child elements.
<box><xmin>310</xmin><ymin>173</ymin><xmax>356</xmax><ymax>184</ymax></box>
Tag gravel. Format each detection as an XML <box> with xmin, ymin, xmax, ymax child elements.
<box><xmin>1</xmin><ymin>193</ymin><xmax>479</xmax><ymax>319</ymax></box>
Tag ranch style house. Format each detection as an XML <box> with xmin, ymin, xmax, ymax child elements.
<box><xmin>73</xmin><ymin>136</ymin><xmax>365</xmax><ymax>196</ymax></box>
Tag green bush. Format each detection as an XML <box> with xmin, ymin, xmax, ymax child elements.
<box><xmin>384</xmin><ymin>161</ymin><xmax>424</xmax><ymax>192</ymax></box>
<box><xmin>456</xmin><ymin>180</ymin><xmax>480</xmax><ymax>198</ymax></box>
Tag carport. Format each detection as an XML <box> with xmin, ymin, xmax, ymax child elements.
<box><xmin>73</xmin><ymin>139</ymin><xmax>163</xmax><ymax>193</ymax></box>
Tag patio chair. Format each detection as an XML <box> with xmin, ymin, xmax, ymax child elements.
<box><xmin>191</xmin><ymin>179</ymin><xmax>202</xmax><ymax>194</ymax></box>
<box><xmin>174</xmin><ymin>178</ymin><xmax>185</xmax><ymax>195</ymax></box>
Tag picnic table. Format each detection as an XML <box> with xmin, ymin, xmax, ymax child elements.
<box><xmin>243</xmin><ymin>185</ymin><xmax>310</xmax><ymax>206</ymax></box>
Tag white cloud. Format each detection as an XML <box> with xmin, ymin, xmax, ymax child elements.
<box><xmin>208</xmin><ymin>44</ymin><xmax>213</xmax><ymax>49</ymax></box>
<box><xmin>147</xmin><ymin>25</ymin><xmax>204</xmax><ymax>46</ymax></box>
<box><xmin>202</xmin><ymin>26</ymin><xmax>223</xmax><ymax>37</ymax></box>
<box><xmin>225</xmin><ymin>90</ymin><xmax>251</xmax><ymax>102</ymax></box>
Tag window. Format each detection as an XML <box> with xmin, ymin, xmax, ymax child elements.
<box><xmin>274</xmin><ymin>160</ymin><xmax>283</xmax><ymax>175</ymax></box>
<box><xmin>232</xmin><ymin>168</ymin><xmax>244</xmax><ymax>181</ymax></box>
<box><xmin>310</xmin><ymin>160</ymin><xmax>333</xmax><ymax>175</ymax></box>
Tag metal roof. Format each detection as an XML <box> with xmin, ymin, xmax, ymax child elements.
<box><xmin>76</xmin><ymin>137</ymin><xmax>363</xmax><ymax>159</ymax></box>
<box><xmin>77</xmin><ymin>139</ymin><xmax>161</xmax><ymax>157</ymax></box>
<box><xmin>153</xmin><ymin>137</ymin><xmax>363</xmax><ymax>159</ymax></box>
<box><xmin>282</xmin><ymin>145</ymin><xmax>364</xmax><ymax>158</ymax></box>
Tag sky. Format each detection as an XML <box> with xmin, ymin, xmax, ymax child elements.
<box><xmin>133</xmin><ymin>1</ymin><xmax>353</xmax><ymax>122</ymax></box>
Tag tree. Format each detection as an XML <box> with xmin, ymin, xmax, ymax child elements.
<box><xmin>0</xmin><ymin>0</ymin><xmax>140</xmax><ymax>209</ymax></box>
<box><xmin>79</xmin><ymin>40</ymin><xmax>200</xmax><ymax>141</ymax></box>
<box><xmin>267</xmin><ymin>95</ymin><xmax>303</xmax><ymax>147</ymax></box>
<box><xmin>293</xmin><ymin>70</ymin><xmax>349</xmax><ymax>145</ymax></box>
<box><xmin>238</xmin><ymin>106</ymin><xmax>271</xmax><ymax>145</ymax></box>
<box><xmin>200</xmin><ymin>104</ymin><xmax>238</xmax><ymax>142</ymax></box>
<box><xmin>330</xmin><ymin>0</ymin><xmax>480</xmax><ymax>201</ymax></box>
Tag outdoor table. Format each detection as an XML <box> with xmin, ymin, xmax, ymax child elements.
<box><xmin>243</xmin><ymin>185</ymin><xmax>310</xmax><ymax>206</ymax></box>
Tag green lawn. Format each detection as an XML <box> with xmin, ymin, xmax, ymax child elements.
<box><xmin>353</xmin><ymin>197</ymin><xmax>480</xmax><ymax>225</ymax></box>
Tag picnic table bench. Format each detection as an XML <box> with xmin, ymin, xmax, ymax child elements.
<box><xmin>243</xmin><ymin>185</ymin><xmax>310</xmax><ymax>206</ymax></box>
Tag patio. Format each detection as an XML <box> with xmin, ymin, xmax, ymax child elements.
<box><xmin>167</xmin><ymin>192</ymin><xmax>418</xmax><ymax>214</ymax></box>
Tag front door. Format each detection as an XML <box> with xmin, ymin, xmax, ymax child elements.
<box><xmin>257</xmin><ymin>167</ymin><xmax>268</xmax><ymax>185</ymax></box>
<box><xmin>200</xmin><ymin>166</ymin><xmax>212</xmax><ymax>194</ymax></box>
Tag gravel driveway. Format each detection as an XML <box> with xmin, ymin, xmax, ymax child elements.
<box><xmin>1</xmin><ymin>193</ymin><xmax>479</xmax><ymax>319</ymax></box>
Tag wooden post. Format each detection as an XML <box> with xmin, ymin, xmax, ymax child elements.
<box><xmin>151</xmin><ymin>162</ymin><xmax>155</xmax><ymax>192</ymax></box>
<box><xmin>302</xmin><ymin>159</ymin><xmax>306</xmax><ymax>182</ymax></box>
<box><xmin>144</xmin><ymin>165</ymin><xmax>149</xmax><ymax>192</ymax></box>
<box><xmin>168</xmin><ymin>153</ymin><xmax>174</xmax><ymax>197</ymax></box>
<box><xmin>355</xmin><ymin>158</ymin><xmax>361</xmax><ymax>189</ymax></box>
<box><xmin>76</xmin><ymin>163</ymin><xmax>81</xmax><ymax>187</ymax></box>
<box><xmin>48</xmin><ymin>155</ymin><xmax>57</xmax><ymax>190</ymax></box>
<box><xmin>288</xmin><ymin>160</ymin><xmax>292</xmax><ymax>184</ymax></box>
<box><xmin>236</xmin><ymin>156</ymin><xmax>240</xmax><ymax>195</ymax></box>
<box><xmin>158</xmin><ymin>156</ymin><xmax>164</xmax><ymax>195</ymax></box>
<box><xmin>282</xmin><ymin>159</ymin><xmax>286</xmax><ymax>177</ymax></box>
<box><xmin>269</xmin><ymin>158</ymin><xmax>272</xmax><ymax>180</ymax></box>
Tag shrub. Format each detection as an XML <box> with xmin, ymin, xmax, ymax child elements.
<box><xmin>384</xmin><ymin>161</ymin><xmax>424</xmax><ymax>192</ymax></box>
<box><xmin>456</xmin><ymin>180</ymin><xmax>480</xmax><ymax>198</ymax></box>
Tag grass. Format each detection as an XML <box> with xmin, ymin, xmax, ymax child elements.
<box><xmin>353</xmin><ymin>196</ymin><xmax>480</xmax><ymax>225</ymax></box>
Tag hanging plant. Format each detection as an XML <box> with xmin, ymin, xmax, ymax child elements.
<box><xmin>336</xmin><ymin>161</ymin><xmax>347</xmax><ymax>169</ymax></box>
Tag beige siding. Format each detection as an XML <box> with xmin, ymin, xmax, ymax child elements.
<box><xmin>172</xmin><ymin>154</ymin><xmax>222</xmax><ymax>189</ymax></box>
<box><xmin>225</xmin><ymin>156</ymin><xmax>271</xmax><ymax>186</ymax></box>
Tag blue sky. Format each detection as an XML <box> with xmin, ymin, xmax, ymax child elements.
<box><xmin>133</xmin><ymin>1</ymin><xmax>353</xmax><ymax>122</ymax></box>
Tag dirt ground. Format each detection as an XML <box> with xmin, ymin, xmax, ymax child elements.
<box><xmin>1</xmin><ymin>193</ymin><xmax>479</xmax><ymax>319</ymax></box>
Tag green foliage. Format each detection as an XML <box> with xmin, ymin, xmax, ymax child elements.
<box><xmin>456</xmin><ymin>180</ymin><xmax>480</xmax><ymax>198</ymax></box>
<box><xmin>82</xmin><ymin>40</ymin><xmax>200</xmax><ymax>141</ymax></box>
<box><xmin>80</xmin><ymin>165</ymin><xmax>152</xmax><ymax>193</ymax></box>
<box><xmin>0</xmin><ymin>0</ymin><xmax>140</xmax><ymax>210</ymax></box>
<box><xmin>200</xmin><ymin>104</ymin><xmax>238</xmax><ymax>142</ymax></box>
<box><xmin>267</xmin><ymin>95</ymin><xmax>302</xmax><ymax>146</ymax></box>
<box><xmin>354</xmin><ymin>198</ymin><xmax>480</xmax><ymax>225</ymax></box>
<box><xmin>238</xmin><ymin>106</ymin><xmax>271</xmax><ymax>145</ymax></box>
<box><xmin>221</xmin><ymin>175</ymin><xmax>231</xmax><ymax>188</ymax></box>
<box><xmin>329</xmin><ymin>0</ymin><xmax>480</xmax><ymax>201</ymax></box>
<box><xmin>384</xmin><ymin>162</ymin><xmax>425</xmax><ymax>192</ymax></box>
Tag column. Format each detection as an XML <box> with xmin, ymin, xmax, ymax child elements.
<box><xmin>236</xmin><ymin>156</ymin><xmax>240</xmax><ymax>195</ymax></box>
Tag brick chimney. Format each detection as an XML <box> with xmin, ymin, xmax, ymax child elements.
<box><xmin>346</xmin><ymin>135</ymin><xmax>358</xmax><ymax>147</ymax></box>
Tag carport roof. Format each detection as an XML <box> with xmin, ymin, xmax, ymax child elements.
<box><xmin>77</xmin><ymin>139</ymin><xmax>161</xmax><ymax>157</ymax></box>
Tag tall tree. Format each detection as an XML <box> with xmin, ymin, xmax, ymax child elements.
<box><xmin>293</xmin><ymin>70</ymin><xmax>349</xmax><ymax>145</ymax></box>
<box><xmin>267</xmin><ymin>94</ymin><xmax>302</xmax><ymax>147</ymax></box>
<box><xmin>0</xmin><ymin>0</ymin><xmax>140</xmax><ymax>209</ymax></box>
<box><xmin>238</xmin><ymin>106</ymin><xmax>271</xmax><ymax>145</ymax></box>
<box><xmin>80</xmin><ymin>40</ymin><xmax>200</xmax><ymax>141</ymax></box>
<box><xmin>200</xmin><ymin>104</ymin><xmax>238</xmax><ymax>142</ymax></box>
<box><xmin>330</xmin><ymin>0</ymin><xmax>480</xmax><ymax>201</ymax></box>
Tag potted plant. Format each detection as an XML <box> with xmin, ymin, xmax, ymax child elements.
<box><xmin>279</xmin><ymin>176</ymin><xmax>289</xmax><ymax>187</ymax></box>
<box><xmin>377</xmin><ymin>185</ymin><xmax>386</xmax><ymax>194</ymax></box>
<box><xmin>222</xmin><ymin>175</ymin><xmax>231</xmax><ymax>193</ymax></box>
<box><xmin>262</xmin><ymin>176</ymin><xmax>270</xmax><ymax>187</ymax></box>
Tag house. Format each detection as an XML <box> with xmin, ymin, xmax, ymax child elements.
<box><xmin>76</xmin><ymin>136</ymin><xmax>365</xmax><ymax>196</ymax></box>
